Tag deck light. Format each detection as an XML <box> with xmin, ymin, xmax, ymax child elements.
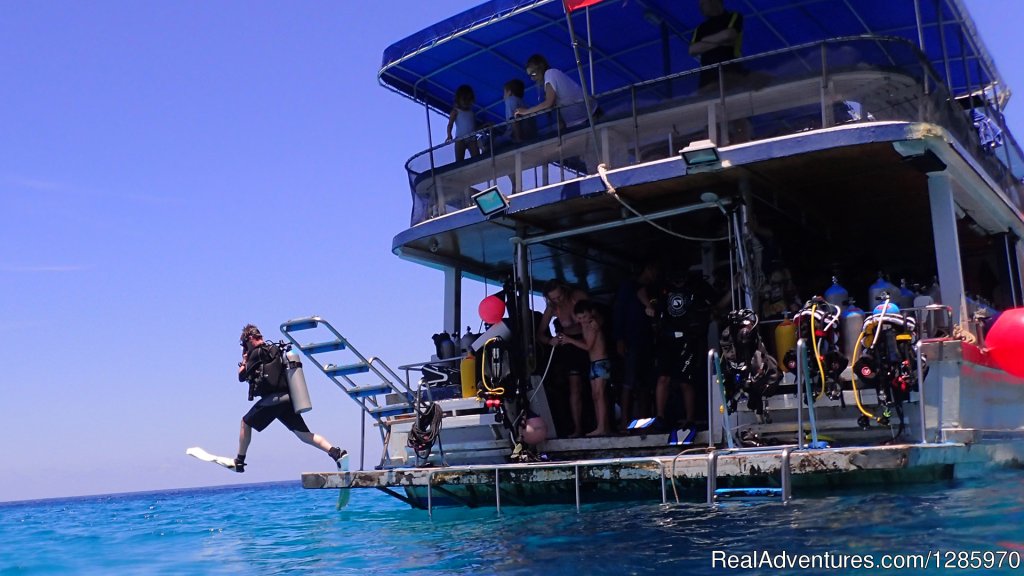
<box><xmin>472</xmin><ymin>186</ymin><xmax>509</xmax><ymax>218</ymax></box>
<box><xmin>680</xmin><ymin>139</ymin><xmax>721</xmax><ymax>169</ymax></box>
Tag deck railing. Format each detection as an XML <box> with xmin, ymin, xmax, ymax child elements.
<box><xmin>403</xmin><ymin>36</ymin><xmax>1024</xmax><ymax>225</ymax></box>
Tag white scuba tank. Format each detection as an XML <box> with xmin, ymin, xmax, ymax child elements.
<box><xmin>913</xmin><ymin>294</ymin><xmax>935</xmax><ymax>338</ymax></box>
<box><xmin>868</xmin><ymin>272</ymin><xmax>898</xmax><ymax>308</ymax></box>
<box><xmin>840</xmin><ymin>302</ymin><xmax>865</xmax><ymax>362</ymax></box>
<box><xmin>824</xmin><ymin>276</ymin><xmax>849</xmax><ymax>308</ymax></box>
<box><xmin>285</xmin><ymin>348</ymin><xmax>313</xmax><ymax>414</ymax></box>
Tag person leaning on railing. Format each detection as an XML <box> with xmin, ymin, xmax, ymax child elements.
<box><xmin>689</xmin><ymin>0</ymin><xmax>744</xmax><ymax>91</ymax></box>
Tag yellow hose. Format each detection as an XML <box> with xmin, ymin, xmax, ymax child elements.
<box><xmin>849</xmin><ymin>326</ymin><xmax>878</xmax><ymax>421</ymax></box>
<box><xmin>810</xmin><ymin>304</ymin><xmax>828</xmax><ymax>396</ymax></box>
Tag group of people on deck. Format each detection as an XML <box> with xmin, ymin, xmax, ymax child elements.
<box><xmin>443</xmin><ymin>0</ymin><xmax>743</xmax><ymax>161</ymax></box>
<box><xmin>537</xmin><ymin>256</ymin><xmax>730</xmax><ymax>439</ymax></box>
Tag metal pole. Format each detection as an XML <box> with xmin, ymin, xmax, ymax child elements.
<box><xmin>781</xmin><ymin>447</ymin><xmax>793</xmax><ymax>503</ymax></box>
<box><xmin>915</xmin><ymin>342</ymin><xmax>929</xmax><ymax>443</ymax></box>
<box><xmin>706</xmin><ymin>451</ymin><xmax>719</xmax><ymax>504</ymax></box>
<box><xmin>561</xmin><ymin>3</ymin><xmax>603</xmax><ymax>167</ymax></box>
<box><xmin>574</xmin><ymin>465</ymin><xmax>581</xmax><ymax>512</ymax></box>
<box><xmin>936</xmin><ymin>0</ymin><xmax>952</xmax><ymax>94</ymax></box>
<box><xmin>796</xmin><ymin>339</ymin><xmax>805</xmax><ymax>449</ymax></box>
<box><xmin>707</xmin><ymin>349</ymin><xmax>716</xmax><ymax>449</ymax></box>
<box><xmin>1004</xmin><ymin>233</ymin><xmax>1021</xmax><ymax>307</ymax></box>
<box><xmin>495</xmin><ymin>468</ymin><xmax>502</xmax><ymax>514</ymax></box>
<box><xmin>360</xmin><ymin>410</ymin><xmax>366</xmax><ymax>471</ymax></box>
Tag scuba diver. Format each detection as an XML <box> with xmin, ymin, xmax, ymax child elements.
<box><xmin>718</xmin><ymin>309</ymin><xmax>781</xmax><ymax>421</ymax></box>
<box><xmin>234</xmin><ymin>324</ymin><xmax>346</xmax><ymax>473</ymax></box>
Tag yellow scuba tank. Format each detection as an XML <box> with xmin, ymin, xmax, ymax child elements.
<box><xmin>775</xmin><ymin>314</ymin><xmax>797</xmax><ymax>372</ymax></box>
<box><xmin>460</xmin><ymin>353</ymin><xmax>478</xmax><ymax>398</ymax></box>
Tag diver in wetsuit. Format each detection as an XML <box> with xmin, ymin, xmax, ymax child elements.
<box><xmin>234</xmin><ymin>324</ymin><xmax>345</xmax><ymax>472</ymax></box>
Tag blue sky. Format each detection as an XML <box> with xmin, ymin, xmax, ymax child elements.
<box><xmin>1</xmin><ymin>0</ymin><xmax>1021</xmax><ymax>502</ymax></box>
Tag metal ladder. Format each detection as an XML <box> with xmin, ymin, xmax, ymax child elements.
<box><xmin>706</xmin><ymin>446</ymin><xmax>796</xmax><ymax>504</ymax></box>
<box><xmin>280</xmin><ymin>316</ymin><xmax>416</xmax><ymax>442</ymax></box>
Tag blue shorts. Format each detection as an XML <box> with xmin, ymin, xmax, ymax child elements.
<box><xmin>590</xmin><ymin>358</ymin><xmax>612</xmax><ymax>381</ymax></box>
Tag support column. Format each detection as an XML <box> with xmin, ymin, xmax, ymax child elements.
<box><xmin>927</xmin><ymin>172</ymin><xmax>965</xmax><ymax>324</ymax></box>
<box><xmin>443</xmin><ymin>267</ymin><xmax>462</xmax><ymax>334</ymax></box>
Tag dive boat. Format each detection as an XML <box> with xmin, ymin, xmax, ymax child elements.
<box><xmin>288</xmin><ymin>0</ymin><xmax>1024</xmax><ymax>511</ymax></box>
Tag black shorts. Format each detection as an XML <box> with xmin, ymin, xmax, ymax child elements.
<box><xmin>556</xmin><ymin>341</ymin><xmax>590</xmax><ymax>377</ymax></box>
<box><xmin>655</xmin><ymin>335</ymin><xmax>707</xmax><ymax>383</ymax></box>
<box><xmin>243</xmin><ymin>394</ymin><xmax>309</xmax><ymax>433</ymax></box>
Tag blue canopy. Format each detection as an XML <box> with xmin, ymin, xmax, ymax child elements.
<box><xmin>379</xmin><ymin>0</ymin><xmax>1007</xmax><ymax>124</ymax></box>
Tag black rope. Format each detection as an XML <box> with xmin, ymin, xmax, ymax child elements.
<box><xmin>408</xmin><ymin>402</ymin><xmax>443</xmax><ymax>463</ymax></box>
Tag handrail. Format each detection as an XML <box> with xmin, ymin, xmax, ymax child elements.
<box><xmin>424</xmin><ymin>456</ymin><xmax>668</xmax><ymax>517</ymax></box>
<box><xmin>401</xmin><ymin>35</ymin><xmax>1023</xmax><ymax>224</ymax></box>
<box><xmin>706</xmin><ymin>445</ymin><xmax>796</xmax><ymax>504</ymax></box>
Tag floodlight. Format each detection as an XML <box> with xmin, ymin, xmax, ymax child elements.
<box><xmin>472</xmin><ymin>186</ymin><xmax>509</xmax><ymax>218</ymax></box>
<box><xmin>680</xmin><ymin>139</ymin><xmax>721</xmax><ymax>167</ymax></box>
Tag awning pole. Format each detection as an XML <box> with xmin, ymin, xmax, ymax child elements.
<box><xmin>562</xmin><ymin>1</ymin><xmax>603</xmax><ymax>168</ymax></box>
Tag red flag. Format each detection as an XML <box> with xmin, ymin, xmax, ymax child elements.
<box><xmin>565</xmin><ymin>0</ymin><xmax>604</xmax><ymax>12</ymax></box>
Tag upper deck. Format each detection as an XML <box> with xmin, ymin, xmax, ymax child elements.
<box><xmin>380</xmin><ymin>0</ymin><xmax>1024</xmax><ymax>300</ymax></box>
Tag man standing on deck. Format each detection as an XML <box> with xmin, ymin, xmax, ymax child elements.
<box><xmin>689</xmin><ymin>0</ymin><xmax>744</xmax><ymax>90</ymax></box>
<box><xmin>233</xmin><ymin>324</ymin><xmax>346</xmax><ymax>473</ymax></box>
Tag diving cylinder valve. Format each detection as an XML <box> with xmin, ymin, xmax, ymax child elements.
<box><xmin>824</xmin><ymin>276</ymin><xmax>848</xmax><ymax>308</ymax></box>
<box><xmin>285</xmin><ymin>349</ymin><xmax>313</xmax><ymax>414</ymax></box>
<box><xmin>774</xmin><ymin>313</ymin><xmax>797</xmax><ymax>373</ymax></box>
<box><xmin>841</xmin><ymin>302</ymin><xmax>865</xmax><ymax>362</ymax></box>
<box><xmin>868</xmin><ymin>272</ymin><xmax>897</xmax><ymax>307</ymax></box>
<box><xmin>460</xmin><ymin>352</ymin><xmax>478</xmax><ymax>398</ymax></box>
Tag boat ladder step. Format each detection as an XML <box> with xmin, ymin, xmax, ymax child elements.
<box><xmin>713</xmin><ymin>487</ymin><xmax>784</xmax><ymax>500</ymax></box>
<box><xmin>369</xmin><ymin>403</ymin><xmax>413</xmax><ymax>418</ymax></box>
<box><xmin>348</xmin><ymin>382</ymin><xmax>396</xmax><ymax>399</ymax></box>
<box><xmin>325</xmin><ymin>362</ymin><xmax>370</xmax><ymax>377</ymax></box>
<box><xmin>706</xmin><ymin>446</ymin><xmax>796</xmax><ymax>504</ymax></box>
<box><xmin>299</xmin><ymin>340</ymin><xmax>347</xmax><ymax>355</ymax></box>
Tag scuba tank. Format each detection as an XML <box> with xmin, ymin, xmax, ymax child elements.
<box><xmin>285</xmin><ymin>348</ymin><xmax>313</xmax><ymax>414</ymax></box>
<box><xmin>867</xmin><ymin>272</ymin><xmax>898</xmax><ymax>308</ymax></box>
<box><xmin>774</xmin><ymin>313</ymin><xmax>797</xmax><ymax>373</ymax></box>
<box><xmin>824</xmin><ymin>276</ymin><xmax>848</xmax><ymax>308</ymax></box>
<box><xmin>432</xmin><ymin>332</ymin><xmax>457</xmax><ymax>359</ymax></box>
<box><xmin>460</xmin><ymin>352</ymin><xmax>478</xmax><ymax>398</ymax></box>
<box><xmin>459</xmin><ymin>326</ymin><xmax>479</xmax><ymax>354</ymax></box>
<box><xmin>897</xmin><ymin>279</ymin><xmax>916</xmax><ymax>309</ymax></box>
<box><xmin>913</xmin><ymin>293</ymin><xmax>935</xmax><ymax>338</ymax></box>
<box><xmin>840</xmin><ymin>301</ymin><xmax>865</xmax><ymax>363</ymax></box>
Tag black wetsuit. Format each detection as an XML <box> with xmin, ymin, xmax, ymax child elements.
<box><xmin>239</xmin><ymin>343</ymin><xmax>308</xmax><ymax>433</ymax></box>
<box><xmin>653</xmin><ymin>273</ymin><xmax>717</xmax><ymax>382</ymax></box>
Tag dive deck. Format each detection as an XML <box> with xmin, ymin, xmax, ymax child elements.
<box><xmin>302</xmin><ymin>441</ymin><xmax>1024</xmax><ymax>513</ymax></box>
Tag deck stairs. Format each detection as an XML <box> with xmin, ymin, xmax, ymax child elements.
<box><xmin>280</xmin><ymin>316</ymin><xmax>416</xmax><ymax>436</ymax></box>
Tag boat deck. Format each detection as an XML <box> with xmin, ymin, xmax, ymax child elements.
<box><xmin>301</xmin><ymin>440</ymin><xmax>1024</xmax><ymax>513</ymax></box>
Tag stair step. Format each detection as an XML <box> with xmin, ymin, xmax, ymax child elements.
<box><xmin>325</xmin><ymin>362</ymin><xmax>370</xmax><ymax>377</ymax></box>
<box><xmin>300</xmin><ymin>340</ymin><xmax>347</xmax><ymax>355</ymax></box>
<box><xmin>348</xmin><ymin>383</ymin><xmax>394</xmax><ymax>398</ymax></box>
<box><xmin>714</xmin><ymin>487</ymin><xmax>782</xmax><ymax>500</ymax></box>
<box><xmin>369</xmin><ymin>403</ymin><xmax>414</xmax><ymax>419</ymax></box>
<box><xmin>281</xmin><ymin>318</ymin><xmax>320</xmax><ymax>332</ymax></box>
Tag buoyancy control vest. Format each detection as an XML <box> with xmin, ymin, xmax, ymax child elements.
<box><xmin>242</xmin><ymin>342</ymin><xmax>289</xmax><ymax>398</ymax></box>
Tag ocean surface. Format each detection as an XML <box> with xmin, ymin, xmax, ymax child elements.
<box><xmin>3</xmin><ymin>468</ymin><xmax>1024</xmax><ymax>575</ymax></box>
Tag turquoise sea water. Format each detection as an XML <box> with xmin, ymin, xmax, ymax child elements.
<box><xmin>3</xmin><ymin>469</ymin><xmax>1024</xmax><ymax>575</ymax></box>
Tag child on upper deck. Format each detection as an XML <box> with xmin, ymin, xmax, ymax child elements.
<box><xmin>562</xmin><ymin>299</ymin><xmax>613</xmax><ymax>437</ymax></box>
<box><xmin>503</xmin><ymin>79</ymin><xmax>535</xmax><ymax>143</ymax></box>
<box><xmin>445</xmin><ymin>84</ymin><xmax>480</xmax><ymax>160</ymax></box>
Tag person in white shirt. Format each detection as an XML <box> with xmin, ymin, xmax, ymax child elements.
<box><xmin>514</xmin><ymin>53</ymin><xmax>592</xmax><ymax>129</ymax></box>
